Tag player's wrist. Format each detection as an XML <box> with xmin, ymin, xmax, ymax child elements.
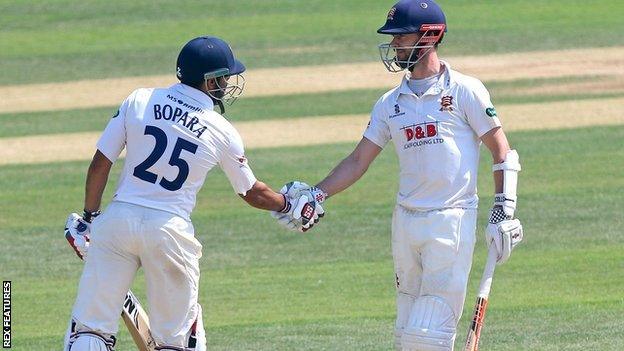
<box><xmin>278</xmin><ymin>194</ymin><xmax>291</xmax><ymax>213</ymax></box>
<box><xmin>82</xmin><ymin>209</ymin><xmax>101</xmax><ymax>223</ymax></box>
<box><xmin>311</xmin><ymin>185</ymin><xmax>328</xmax><ymax>203</ymax></box>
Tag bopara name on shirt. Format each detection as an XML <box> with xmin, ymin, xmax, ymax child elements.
<box><xmin>153</xmin><ymin>104</ymin><xmax>208</xmax><ymax>138</ymax></box>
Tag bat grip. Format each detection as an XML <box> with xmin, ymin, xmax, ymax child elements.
<box><xmin>477</xmin><ymin>247</ymin><xmax>498</xmax><ymax>298</ymax></box>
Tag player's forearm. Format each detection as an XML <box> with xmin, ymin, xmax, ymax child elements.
<box><xmin>316</xmin><ymin>154</ymin><xmax>368</xmax><ymax>197</ymax></box>
<box><xmin>84</xmin><ymin>151</ymin><xmax>113</xmax><ymax>212</ymax></box>
<box><xmin>481</xmin><ymin>127</ymin><xmax>510</xmax><ymax>195</ymax></box>
<box><xmin>491</xmin><ymin>143</ymin><xmax>507</xmax><ymax>194</ymax></box>
<box><xmin>492</xmin><ymin>171</ymin><xmax>503</xmax><ymax>194</ymax></box>
<box><xmin>241</xmin><ymin>181</ymin><xmax>286</xmax><ymax>211</ymax></box>
<box><xmin>316</xmin><ymin>137</ymin><xmax>382</xmax><ymax>197</ymax></box>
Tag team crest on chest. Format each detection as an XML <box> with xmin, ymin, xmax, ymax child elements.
<box><xmin>439</xmin><ymin>95</ymin><xmax>454</xmax><ymax>112</ymax></box>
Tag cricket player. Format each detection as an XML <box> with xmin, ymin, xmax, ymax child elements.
<box><xmin>63</xmin><ymin>36</ymin><xmax>322</xmax><ymax>351</ymax></box>
<box><xmin>275</xmin><ymin>1</ymin><xmax>524</xmax><ymax>349</ymax></box>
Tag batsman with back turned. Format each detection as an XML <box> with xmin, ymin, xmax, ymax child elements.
<box><xmin>275</xmin><ymin>0</ymin><xmax>524</xmax><ymax>350</ymax></box>
<box><xmin>62</xmin><ymin>36</ymin><xmax>323</xmax><ymax>351</ymax></box>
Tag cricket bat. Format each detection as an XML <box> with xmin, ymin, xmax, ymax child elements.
<box><xmin>121</xmin><ymin>290</ymin><xmax>157</xmax><ymax>351</ymax></box>
<box><xmin>64</xmin><ymin>231</ymin><xmax>157</xmax><ymax>350</ymax></box>
<box><xmin>464</xmin><ymin>246</ymin><xmax>498</xmax><ymax>351</ymax></box>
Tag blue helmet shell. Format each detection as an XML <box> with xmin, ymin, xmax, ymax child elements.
<box><xmin>377</xmin><ymin>0</ymin><xmax>447</xmax><ymax>35</ymax></box>
<box><xmin>176</xmin><ymin>36</ymin><xmax>246</xmax><ymax>85</ymax></box>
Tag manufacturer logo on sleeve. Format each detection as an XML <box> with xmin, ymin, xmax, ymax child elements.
<box><xmin>486</xmin><ymin>107</ymin><xmax>497</xmax><ymax>117</ymax></box>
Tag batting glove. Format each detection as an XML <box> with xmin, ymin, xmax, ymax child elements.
<box><xmin>64</xmin><ymin>213</ymin><xmax>92</xmax><ymax>259</ymax></box>
<box><xmin>272</xmin><ymin>181</ymin><xmax>326</xmax><ymax>232</ymax></box>
<box><xmin>485</xmin><ymin>206</ymin><xmax>523</xmax><ymax>264</ymax></box>
<box><xmin>283</xmin><ymin>181</ymin><xmax>326</xmax><ymax>224</ymax></box>
<box><xmin>270</xmin><ymin>211</ymin><xmax>300</xmax><ymax>231</ymax></box>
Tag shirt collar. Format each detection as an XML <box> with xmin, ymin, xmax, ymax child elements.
<box><xmin>171</xmin><ymin>83</ymin><xmax>215</xmax><ymax>110</ymax></box>
<box><xmin>394</xmin><ymin>60</ymin><xmax>453</xmax><ymax>101</ymax></box>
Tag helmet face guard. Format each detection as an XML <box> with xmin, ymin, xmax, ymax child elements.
<box><xmin>177</xmin><ymin>36</ymin><xmax>247</xmax><ymax>108</ymax></box>
<box><xmin>378</xmin><ymin>24</ymin><xmax>445</xmax><ymax>72</ymax></box>
<box><xmin>204</xmin><ymin>69</ymin><xmax>246</xmax><ymax>106</ymax></box>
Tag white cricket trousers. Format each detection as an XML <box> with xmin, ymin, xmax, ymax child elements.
<box><xmin>392</xmin><ymin>206</ymin><xmax>477</xmax><ymax>349</ymax></box>
<box><xmin>67</xmin><ymin>201</ymin><xmax>206</xmax><ymax>349</ymax></box>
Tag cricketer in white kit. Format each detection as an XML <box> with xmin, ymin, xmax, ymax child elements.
<box><xmin>274</xmin><ymin>1</ymin><xmax>523</xmax><ymax>350</ymax></box>
<box><xmin>63</xmin><ymin>36</ymin><xmax>323</xmax><ymax>351</ymax></box>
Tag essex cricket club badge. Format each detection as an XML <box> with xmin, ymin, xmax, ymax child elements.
<box><xmin>387</xmin><ymin>7</ymin><xmax>396</xmax><ymax>20</ymax></box>
<box><xmin>440</xmin><ymin>95</ymin><xmax>454</xmax><ymax>112</ymax></box>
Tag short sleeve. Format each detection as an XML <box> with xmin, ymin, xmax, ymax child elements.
<box><xmin>219</xmin><ymin>129</ymin><xmax>257</xmax><ymax>196</ymax></box>
<box><xmin>362</xmin><ymin>99</ymin><xmax>391</xmax><ymax>148</ymax></box>
<box><xmin>96</xmin><ymin>93</ymin><xmax>132</xmax><ymax>163</ymax></box>
<box><xmin>462</xmin><ymin>79</ymin><xmax>502</xmax><ymax>137</ymax></box>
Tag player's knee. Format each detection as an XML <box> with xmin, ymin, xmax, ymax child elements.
<box><xmin>401</xmin><ymin>295</ymin><xmax>456</xmax><ymax>351</ymax></box>
<box><xmin>64</xmin><ymin>318</ymin><xmax>116</xmax><ymax>351</ymax></box>
<box><xmin>67</xmin><ymin>334</ymin><xmax>114</xmax><ymax>351</ymax></box>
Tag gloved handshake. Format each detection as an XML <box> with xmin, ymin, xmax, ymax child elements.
<box><xmin>271</xmin><ymin>181</ymin><xmax>327</xmax><ymax>232</ymax></box>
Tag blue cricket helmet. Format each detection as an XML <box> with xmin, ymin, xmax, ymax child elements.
<box><xmin>176</xmin><ymin>36</ymin><xmax>246</xmax><ymax>86</ymax></box>
<box><xmin>377</xmin><ymin>0</ymin><xmax>447</xmax><ymax>35</ymax></box>
<box><xmin>377</xmin><ymin>0</ymin><xmax>447</xmax><ymax>72</ymax></box>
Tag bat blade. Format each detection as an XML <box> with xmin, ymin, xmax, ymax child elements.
<box><xmin>464</xmin><ymin>296</ymin><xmax>489</xmax><ymax>351</ymax></box>
<box><xmin>122</xmin><ymin>291</ymin><xmax>157</xmax><ymax>351</ymax></box>
<box><xmin>464</xmin><ymin>247</ymin><xmax>498</xmax><ymax>351</ymax></box>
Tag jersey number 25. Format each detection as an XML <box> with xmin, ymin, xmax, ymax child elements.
<box><xmin>133</xmin><ymin>125</ymin><xmax>198</xmax><ymax>191</ymax></box>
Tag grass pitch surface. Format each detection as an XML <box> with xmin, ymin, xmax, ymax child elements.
<box><xmin>2</xmin><ymin>0</ymin><xmax>624</xmax><ymax>84</ymax></box>
<box><xmin>1</xmin><ymin>0</ymin><xmax>623</xmax><ymax>350</ymax></box>
<box><xmin>1</xmin><ymin>126</ymin><xmax>623</xmax><ymax>350</ymax></box>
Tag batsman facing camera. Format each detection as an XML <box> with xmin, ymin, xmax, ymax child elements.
<box><xmin>291</xmin><ymin>0</ymin><xmax>525</xmax><ymax>350</ymax></box>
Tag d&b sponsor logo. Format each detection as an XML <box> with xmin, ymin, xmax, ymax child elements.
<box><xmin>401</xmin><ymin>121</ymin><xmax>444</xmax><ymax>149</ymax></box>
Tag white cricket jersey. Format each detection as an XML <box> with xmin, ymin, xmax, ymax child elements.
<box><xmin>363</xmin><ymin>61</ymin><xmax>501</xmax><ymax>210</ymax></box>
<box><xmin>97</xmin><ymin>83</ymin><xmax>257</xmax><ymax>220</ymax></box>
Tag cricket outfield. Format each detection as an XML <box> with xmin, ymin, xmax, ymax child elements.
<box><xmin>1</xmin><ymin>1</ymin><xmax>623</xmax><ymax>350</ymax></box>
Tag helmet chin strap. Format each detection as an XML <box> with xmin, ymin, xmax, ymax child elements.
<box><xmin>214</xmin><ymin>99</ymin><xmax>225</xmax><ymax>114</ymax></box>
<box><xmin>203</xmin><ymin>79</ymin><xmax>226</xmax><ymax>114</ymax></box>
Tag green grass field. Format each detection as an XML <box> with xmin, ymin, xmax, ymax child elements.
<box><xmin>1</xmin><ymin>0</ymin><xmax>623</xmax><ymax>350</ymax></box>
<box><xmin>1</xmin><ymin>0</ymin><xmax>624</xmax><ymax>84</ymax></box>
<box><xmin>2</xmin><ymin>127</ymin><xmax>623</xmax><ymax>350</ymax></box>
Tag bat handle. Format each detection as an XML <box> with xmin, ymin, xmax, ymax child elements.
<box><xmin>478</xmin><ymin>247</ymin><xmax>498</xmax><ymax>297</ymax></box>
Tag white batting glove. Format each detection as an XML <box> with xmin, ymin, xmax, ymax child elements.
<box><xmin>485</xmin><ymin>206</ymin><xmax>523</xmax><ymax>264</ymax></box>
<box><xmin>281</xmin><ymin>181</ymin><xmax>326</xmax><ymax>214</ymax></box>
<box><xmin>270</xmin><ymin>211</ymin><xmax>300</xmax><ymax>231</ymax></box>
<box><xmin>64</xmin><ymin>213</ymin><xmax>91</xmax><ymax>260</ymax></box>
<box><xmin>284</xmin><ymin>181</ymin><xmax>327</xmax><ymax>204</ymax></box>
<box><xmin>272</xmin><ymin>181</ymin><xmax>326</xmax><ymax>232</ymax></box>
